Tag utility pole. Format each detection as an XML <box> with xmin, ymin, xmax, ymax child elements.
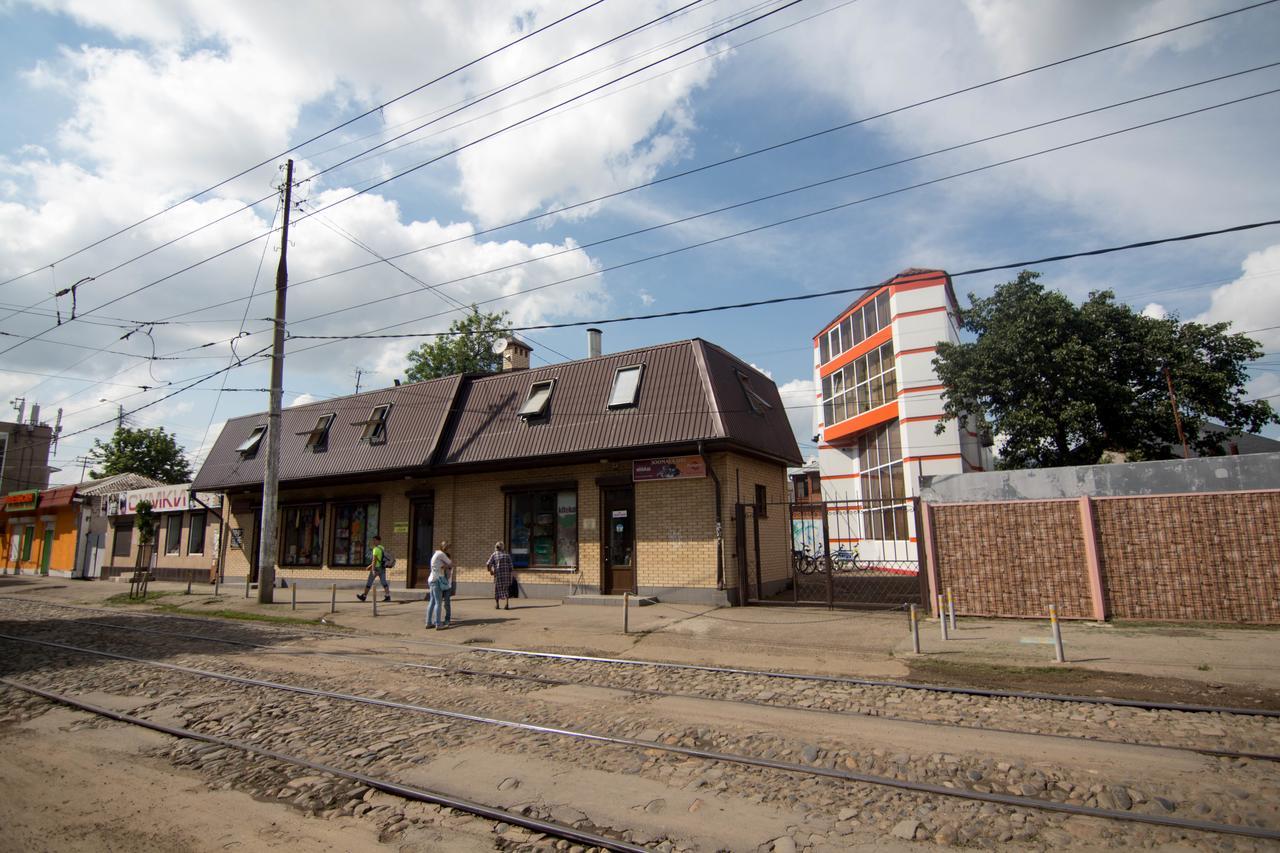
<box><xmin>354</xmin><ymin>367</ymin><xmax>367</xmax><ymax>395</ymax></box>
<box><xmin>258</xmin><ymin>159</ymin><xmax>293</xmax><ymax>604</ymax></box>
<box><xmin>1163</xmin><ymin>365</ymin><xmax>1190</xmax><ymax>459</ymax></box>
<box><xmin>116</xmin><ymin>404</ymin><xmax>125</xmax><ymax>430</ymax></box>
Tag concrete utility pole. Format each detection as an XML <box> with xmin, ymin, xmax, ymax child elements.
<box><xmin>258</xmin><ymin>159</ymin><xmax>294</xmax><ymax>604</ymax></box>
<box><xmin>1163</xmin><ymin>366</ymin><xmax>1190</xmax><ymax>459</ymax></box>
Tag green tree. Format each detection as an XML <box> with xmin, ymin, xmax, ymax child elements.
<box><xmin>934</xmin><ymin>271</ymin><xmax>1276</xmax><ymax>469</ymax></box>
<box><xmin>89</xmin><ymin>426</ymin><xmax>193</xmax><ymax>483</ymax></box>
<box><xmin>405</xmin><ymin>307</ymin><xmax>512</xmax><ymax>382</ymax></box>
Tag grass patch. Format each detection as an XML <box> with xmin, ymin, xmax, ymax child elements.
<box><xmin>910</xmin><ymin>658</ymin><xmax>1093</xmax><ymax>682</ymax></box>
<box><xmin>104</xmin><ymin>590</ymin><xmax>175</xmax><ymax>606</ymax></box>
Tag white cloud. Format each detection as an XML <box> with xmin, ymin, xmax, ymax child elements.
<box><xmin>1196</xmin><ymin>243</ymin><xmax>1280</xmax><ymax>353</ymax></box>
<box><xmin>638</xmin><ymin>288</ymin><xmax>655</xmax><ymax>306</ymax></box>
<box><xmin>776</xmin><ymin>377</ymin><xmax>816</xmax><ymax>448</ymax></box>
<box><xmin>1141</xmin><ymin>302</ymin><xmax>1167</xmax><ymax>319</ymax></box>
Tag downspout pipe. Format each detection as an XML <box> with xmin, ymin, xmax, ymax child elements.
<box><xmin>698</xmin><ymin>442</ymin><xmax>724</xmax><ymax>591</ymax></box>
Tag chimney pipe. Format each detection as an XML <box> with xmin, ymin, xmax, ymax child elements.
<box><xmin>30</xmin><ymin>403</ymin><xmax>40</xmax><ymax>426</ymax></box>
<box><xmin>587</xmin><ymin>328</ymin><xmax>602</xmax><ymax>358</ymax></box>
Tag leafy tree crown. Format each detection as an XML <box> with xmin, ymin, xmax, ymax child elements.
<box><xmin>89</xmin><ymin>426</ymin><xmax>193</xmax><ymax>484</ymax></box>
<box><xmin>405</xmin><ymin>307</ymin><xmax>513</xmax><ymax>383</ymax></box>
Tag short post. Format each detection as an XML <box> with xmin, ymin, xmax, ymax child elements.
<box><xmin>372</xmin><ymin>594</ymin><xmax>378</xmax><ymax>617</ymax></box>
<box><xmin>623</xmin><ymin>591</ymin><xmax>630</xmax><ymax>634</ymax></box>
<box><xmin>185</xmin><ymin>579</ymin><xmax>192</xmax><ymax>596</ymax></box>
<box><xmin>244</xmin><ymin>574</ymin><xmax>250</xmax><ymax>598</ymax></box>
<box><xmin>909</xmin><ymin>604</ymin><xmax>921</xmax><ymax>655</ymax></box>
<box><xmin>1049</xmin><ymin>604</ymin><xmax>1065</xmax><ymax>663</ymax></box>
<box><xmin>290</xmin><ymin>583</ymin><xmax>297</xmax><ymax>611</ymax></box>
<box><xmin>937</xmin><ymin>594</ymin><xmax>949</xmax><ymax>641</ymax></box>
<box><xmin>330</xmin><ymin>584</ymin><xmax>337</xmax><ymax>614</ymax></box>
<box><xmin>213</xmin><ymin>578</ymin><xmax>219</xmax><ymax>597</ymax></box>
<box><xmin>946</xmin><ymin>587</ymin><xmax>956</xmax><ymax>632</ymax></box>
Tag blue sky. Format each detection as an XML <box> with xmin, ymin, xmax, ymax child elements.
<box><xmin>1</xmin><ymin>0</ymin><xmax>1278</xmax><ymax>483</ymax></box>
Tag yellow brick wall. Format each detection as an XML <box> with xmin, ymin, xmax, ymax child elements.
<box><xmin>719</xmin><ymin>453</ymin><xmax>791</xmax><ymax>593</ymax></box>
<box><xmin>220</xmin><ymin>451</ymin><xmax>791</xmax><ymax>598</ymax></box>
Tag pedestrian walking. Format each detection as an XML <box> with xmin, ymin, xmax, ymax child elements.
<box><xmin>426</xmin><ymin>541</ymin><xmax>453</xmax><ymax>629</ymax></box>
<box><xmin>356</xmin><ymin>536</ymin><xmax>391</xmax><ymax>602</ymax></box>
<box><xmin>486</xmin><ymin>541</ymin><xmax>514</xmax><ymax>611</ymax></box>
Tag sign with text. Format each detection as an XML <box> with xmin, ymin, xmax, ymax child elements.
<box><xmin>632</xmin><ymin>455</ymin><xmax>706</xmax><ymax>482</ymax></box>
<box><xmin>117</xmin><ymin>484</ymin><xmax>223</xmax><ymax>514</ymax></box>
<box><xmin>3</xmin><ymin>490</ymin><xmax>39</xmax><ymax>512</ymax></box>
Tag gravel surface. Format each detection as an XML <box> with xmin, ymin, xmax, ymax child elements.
<box><xmin>2</xmin><ymin>600</ymin><xmax>1279</xmax><ymax>851</ymax></box>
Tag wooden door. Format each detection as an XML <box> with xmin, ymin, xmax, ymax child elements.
<box><xmin>601</xmin><ymin>486</ymin><xmax>636</xmax><ymax>594</ymax></box>
<box><xmin>409</xmin><ymin>499</ymin><xmax>434</xmax><ymax>589</ymax></box>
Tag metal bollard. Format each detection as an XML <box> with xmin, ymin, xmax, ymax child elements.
<box><xmin>623</xmin><ymin>591</ymin><xmax>630</xmax><ymax>634</ymax></box>
<box><xmin>244</xmin><ymin>574</ymin><xmax>250</xmax><ymax>598</ymax></box>
<box><xmin>909</xmin><ymin>604</ymin><xmax>921</xmax><ymax>654</ymax></box>
<box><xmin>186</xmin><ymin>579</ymin><xmax>192</xmax><ymax>596</ymax></box>
<box><xmin>213</xmin><ymin>579</ymin><xmax>219</xmax><ymax>597</ymax></box>
<box><xmin>330</xmin><ymin>584</ymin><xmax>337</xmax><ymax>614</ymax></box>
<box><xmin>937</xmin><ymin>594</ymin><xmax>949</xmax><ymax>641</ymax></box>
<box><xmin>946</xmin><ymin>587</ymin><xmax>956</xmax><ymax>632</ymax></box>
<box><xmin>291</xmin><ymin>583</ymin><xmax>297</xmax><ymax>611</ymax></box>
<box><xmin>372</xmin><ymin>595</ymin><xmax>378</xmax><ymax>617</ymax></box>
<box><xmin>1050</xmin><ymin>604</ymin><xmax>1065</xmax><ymax>662</ymax></box>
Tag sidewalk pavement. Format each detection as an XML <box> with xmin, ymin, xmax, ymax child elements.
<box><xmin>3</xmin><ymin>574</ymin><xmax>1277</xmax><ymax>691</ymax></box>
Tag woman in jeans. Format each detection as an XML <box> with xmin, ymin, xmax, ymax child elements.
<box><xmin>426</xmin><ymin>541</ymin><xmax>453</xmax><ymax>629</ymax></box>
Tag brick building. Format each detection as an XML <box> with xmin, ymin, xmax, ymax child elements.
<box><xmin>192</xmin><ymin>337</ymin><xmax>801</xmax><ymax>604</ymax></box>
<box><xmin>101</xmin><ymin>482</ymin><xmax>225</xmax><ymax>584</ymax></box>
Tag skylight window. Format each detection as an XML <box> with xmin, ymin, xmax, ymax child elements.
<box><xmin>519</xmin><ymin>380</ymin><xmax>555</xmax><ymax>419</ymax></box>
<box><xmin>607</xmin><ymin>365</ymin><xmax>643</xmax><ymax>409</ymax></box>
<box><xmin>237</xmin><ymin>425</ymin><xmax>267</xmax><ymax>457</ymax></box>
<box><xmin>355</xmin><ymin>405</ymin><xmax>391</xmax><ymax>444</ymax></box>
<box><xmin>302</xmin><ymin>413</ymin><xmax>336</xmax><ymax>452</ymax></box>
<box><xmin>736</xmin><ymin>371</ymin><xmax>773</xmax><ymax>416</ymax></box>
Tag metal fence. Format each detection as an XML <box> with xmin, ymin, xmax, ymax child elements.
<box><xmin>736</xmin><ymin>497</ymin><xmax>926</xmax><ymax>608</ymax></box>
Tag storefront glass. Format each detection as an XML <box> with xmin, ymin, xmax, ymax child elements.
<box><xmin>331</xmin><ymin>501</ymin><xmax>379</xmax><ymax>566</ymax></box>
<box><xmin>508</xmin><ymin>489</ymin><xmax>576</xmax><ymax>568</ymax></box>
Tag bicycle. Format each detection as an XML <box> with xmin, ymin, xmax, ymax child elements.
<box><xmin>830</xmin><ymin>545</ymin><xmax>861</xmax><ymax>573</ymax></box>
<box><xmin>791</xmin><ymin>545</ymin><xmax>821</xmax><ymax>575</ymax></box>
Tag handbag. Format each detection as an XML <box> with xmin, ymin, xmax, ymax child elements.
<box><xmin>508</xmin><ymin>577</ymin><xmax>519</xmax><ymax>599</ymax></box>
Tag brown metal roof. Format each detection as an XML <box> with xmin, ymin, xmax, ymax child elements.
<box><xmin>192</xmin><ymin>375</ymin><xmax>461</xmax><ymax>491</ymax></box>
<box><xmin>38</xmin><ymin>485</ymin><xmax>79</xmax><ymax>508</ymax></box>
<box><xmin>193</xmin><ymin>338</ymin><xmax>802</xmax><ymax>490</ymax></box>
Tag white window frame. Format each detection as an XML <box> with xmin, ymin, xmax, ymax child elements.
<box><xmin>302</xmin><ymin>413</ymin><xmax>336</xmax><ymax>451</ymax></box>
<box><xmin>607</xmin><ymin>365</ymin><xmax>644</xmax><ymax>409</ymax></box>
<box><xmin>356</xmin><ymin>405</ymin><xmax>391</xmax><ymax>444</ymax></box>
<box><xmin>519</xmin><ymin>380</ymin><xmax>555</xmax><ymax>419</ymax></box>
<box><xmin>237</xmin><ymin>425</ymin><xmax>267</xmax><ymax>456</ymax></box>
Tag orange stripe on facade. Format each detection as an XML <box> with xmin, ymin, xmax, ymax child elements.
<box><xmin>823</xmin><ymin>400</ymin><xmax>899</xmax><ymax>443</ymax></box>
<box><xmin>893</xmin><ymin>305</ymin><xmax>947</xmax><ymax>321</ymax></box>
<box><xmin>819</xmin><ymin>324</ymin><xmax>892</xmax><ymax>378</ymax></box>
<box><xmin>820</xmin><ymin>473</ymin><xmax>860</xmax><ymax>480</ymax></box>
<box><xmin>899</xmin><ymin>383</ymin><xmax>945</xmax><ymax>395</ymax></box>
<box><xmin>895</xmin><ymin>345</ymin><xmax>937</xmax><ymax>358</ymax></box>
<box><xmin>900</xmin><ymin>414</ymin><xmax>944</xmax><ymax>424</ymax></box>
<box><xmin>888</xmin><ymin>272</ymin><xmax>947</xmax><ymax>295</ymax></box>
<box><xmin>904</xmin><ymin>453</ymin><xmax>961</xmax><ymax>462</ymax></box>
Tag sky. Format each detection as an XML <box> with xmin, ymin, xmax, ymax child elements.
<box><xmin>1</xmin><ymin>0</ymin><xmax>1278</xmax><ymax>486</ymax></box>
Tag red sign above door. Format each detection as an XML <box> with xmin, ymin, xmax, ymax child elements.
<box><xmin>632</xmin><ymin>455</ymin><xmax>706</xmax><ymax>481</ymax></box>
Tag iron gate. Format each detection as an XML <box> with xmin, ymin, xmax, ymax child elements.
<box><xmin>736</xmin><ymin>497</ymin><xmax>927</xmax><ymax>608</ymax></box>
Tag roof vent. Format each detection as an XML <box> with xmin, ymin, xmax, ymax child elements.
<box><xmin>587</xmin><ymin>328</ymin><xmax>602</xmax><ymax>358</ymax></box>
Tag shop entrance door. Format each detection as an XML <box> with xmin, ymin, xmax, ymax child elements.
<box><xmin>40</xmin><ymin>527</ymin><xmax>54</xmax><ymax>573</ymax></box>
<box><xmin>409</xmin><ymin>499</ymin><xmax>434</xmax><ymax>589</ymax></box>
<box><xmin>601</xmin><ymin>486</ymin><xmax>636</xmax><ymax>595</ymax></box>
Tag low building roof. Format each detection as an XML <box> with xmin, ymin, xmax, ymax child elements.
<box><xmin>193</xmin><ymin>338</ymin><xmax>801</xmax><ymax>491</ymax></box>
<box><xmin>75</xmin><ymin>473</ymin><xmax>165</xmax><ymax>496</ymax></box>
<box><xmin>38</xmin><ymin>485</ymin><xmax>79</xmax><ymax>508</ymax></box>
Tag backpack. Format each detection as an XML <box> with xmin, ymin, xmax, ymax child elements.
<box><xmin>380</xmin><ymin>550</ymin><xmax>396</xmax><ymax>569</ymax></box>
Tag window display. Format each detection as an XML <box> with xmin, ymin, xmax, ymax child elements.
<box><xmin>508</xmin><ymin>489</ymin><xmax>576</xmax><ymax>569</ymax></box>
<box><xmin>281</xmin><ymin>504</ymin><xmax>324</xmax><ymax>566</ymax></box>
<box><xmin>332</xmin><ymin>501</ymin><xmax>379</xmax><ymax>566</ymax></box>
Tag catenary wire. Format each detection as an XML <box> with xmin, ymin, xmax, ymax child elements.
<box><xmin>0</xmin><ymin>0</ymin><xmax>616</xmax><ymax>291</ymax></box>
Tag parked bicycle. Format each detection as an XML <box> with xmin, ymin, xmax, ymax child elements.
<box><xmin>792</xmin><ymin>544</ymin><xmax>861</xmax><ymax>574</ymax></box>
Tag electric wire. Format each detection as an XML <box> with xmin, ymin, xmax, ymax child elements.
<box><xmin>0</xmin><ymin>0</ymin><xmax>616</xmax><ymax>290</ymax></box>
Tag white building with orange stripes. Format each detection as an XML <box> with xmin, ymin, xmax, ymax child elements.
<box><xmin>811</xmin><ymin>268</ymin><xmax>993</xmax><ymax>567</ymax></box>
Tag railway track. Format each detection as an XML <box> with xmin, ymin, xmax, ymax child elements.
<box><xmin>4</xmin><ymin>594</ymin><xmax>1271</xmax><ymax>717</ymax></box>
<box><xmin>3</xmin><ymin>597</ymin><xmax>1277</xmax><ymax>765</ymax></box>
<box><xmin>2</xmin><ymin>612</ymin><xmax>1279</xmax><ymax>848</ymax></box>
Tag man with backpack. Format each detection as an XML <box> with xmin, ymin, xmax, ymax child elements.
<box><xmin>356</xmin><ymin>535</ymin><xmax>392</xmax><ymax>603</ymax></box>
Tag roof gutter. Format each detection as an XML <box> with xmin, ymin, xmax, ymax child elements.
<box><xmin>698</xmin><ymin>441</ymin><xmax>724</xmax><ymax>591</ymax></box>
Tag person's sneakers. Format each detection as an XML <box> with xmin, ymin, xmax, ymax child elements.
<box><xmin>382</xmin><ymin>596</ymin><xmax>392</xmax><ymax>602</ymax></box>
<box><xmin>356</xmin><ymin>593</ymin><xmax>367</xmax><ymax>602</ymax></box>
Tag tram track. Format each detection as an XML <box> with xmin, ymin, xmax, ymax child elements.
<box><xmin>2</xmin><ymin>628</ymin><xmax>1279</xmax><ymax>846</ymax></box>
<box><xmin>3</xmin><ymin>594</ymin><xmax>1271</xmax><ymax>718</ymax></box>
<box><xmin>6</xmin><ymin>599</ymin><xmax>1279</xmax><ymax>765</ymax></box>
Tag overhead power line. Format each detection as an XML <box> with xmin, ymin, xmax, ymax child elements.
<box><xmin>0</xmin><ymin>0</ymin><xmax>615</xmax><ymax>290</ymax></box>
<box><xmin>0</xmin><ymin>0</ymin><xmax>803</xmax><ymax>359</ymax></box>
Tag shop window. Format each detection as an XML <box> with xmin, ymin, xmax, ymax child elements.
<box><xmin>164</xmin><ymin>514</ymin><xmax>182</xmax><ymax>555</ymax></box>
<box><xmin>302</xmin><ymin>413</ymin><xmax>336</xmax><ymax>452</ymax></box>
<box><xmin>331</xmin><ymin>501</ymin><xmax>379</xmax><ymax>566</ymax></box>
<box><xmin>857</xmin><ymin>419</ymin><xmax>908</xmax><ymax>540</ymax></box>
<box><xmin>187</xmin><ymin>511</ymin><xmax>207</xmax><ymax>554</ymax></box>
<box><xmin>607</xmin><ymin>365</ymin><xmax>643</xmax><ymax>409</ymax></box>
<box><xmin>281</xmin><ymin>504</ymin><xmax>324</xmax><ymax>566</ymax></box>
<box><xmin>356</xmin><ymin>405</ymin><xmax>390</xmax><ymax>444</ymax></box>
<box><xmin>112</xmin><ymin>523</ymin><xmax>132</xmax><ymax>558</ymax></box>
<box><xmin>238</xmin><ymin>425</ymin><xmax>267</xmax><ymax>457</ymax></box>
<box><xmin>519</xmin><ymin>380</ymin><xmax>555</xmax><ymax>419</ymax></box>
<box><xmin>507</xmin><ymin>489</ymin><xmax>576</xmax><ymax>569</ymax></box>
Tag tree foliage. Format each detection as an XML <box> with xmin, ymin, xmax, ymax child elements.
<box><xmin>89</xmin><ymin>426</ymin><xmax>193</xmax><ymax>484</ymax></box>
<box><xmin>934</xmin><ymin>271</ymin><xmax>1276</xmax><ymax>469</ymax></box>
<box><xmin>404</xmin><ymin>308</ymin><xmax>513</xmax><ymax>383</ymax></box>
<box><xmin>133</xmin><ymin>500</ymin><xmax>157</xmax><ymax>546</ymax></box>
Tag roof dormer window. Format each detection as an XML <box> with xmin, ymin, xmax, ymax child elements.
<box><xmin>301</xmin><ymin>413</ymin><xmax>336</xmax><ymax>452</ymax></box>
<box><xmin>607</xmin><ymin>365</ymin><xmax>643</xmax><ymax>409</ymax></box>
<box><xmin>354</xmin><ymin>404</ymin><xmax>391</xmax><ymax>444</ymax></box>
<box><xmin>237</xmin><ymin>425</ymin><xmax>267</xmax><ymax>457</ymax></box>
<box><xmin>519</xmin><ymin>379</ymin><xmax>555</xmax><ymax>419</ymax></box>
<box><xmin>736</xmin><ymin>371</ymin><xmax>773</xmax><ymax>416</ymax></box>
